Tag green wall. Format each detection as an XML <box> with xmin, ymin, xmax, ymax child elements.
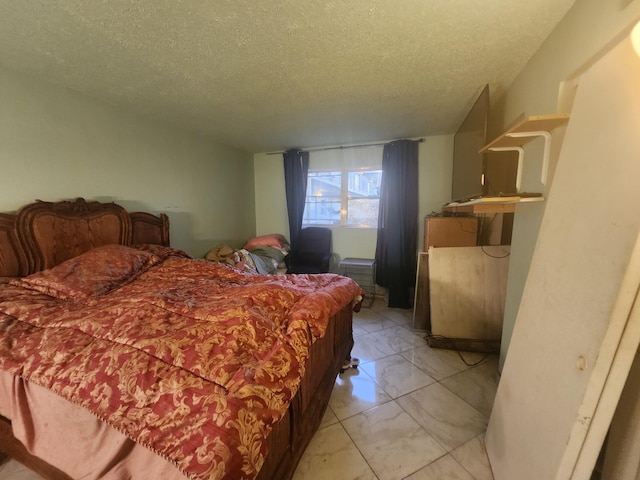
<box><xmin>0</xmin><ymin>65</ymin><xmax>256</xmax><ymax>257</ymax></box>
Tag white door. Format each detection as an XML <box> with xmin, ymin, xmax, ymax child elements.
<box><xmin>486</xmin><ymin>25</ymin><xmax>640</xmax><ymax>480</ymax></box>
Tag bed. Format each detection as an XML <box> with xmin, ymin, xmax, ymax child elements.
<box><xmin>0</xmin><ymin>198</ymin><xmax>363</xmax><ymax>480</ymax></box>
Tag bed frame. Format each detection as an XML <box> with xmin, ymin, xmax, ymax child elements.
<box><xmin>0</xmin><ymin>198</ymin><xmax>170</xmax><ymax>278</ymax></box>
<box><xmin>0</xmin><ymin>198</ymin><xmax>354</xmax><ymax>480</ymax></box>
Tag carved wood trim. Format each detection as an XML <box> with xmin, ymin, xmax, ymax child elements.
<box><xmin>0</xmin><ymin>198</ymin><xmax>170</xmax><ymax>277</ymax></box>
<box><xmin>130</xmin><ymin>211</ymin><xmax>170</xmax><ymax>246</ymax></box>
<box><xmin>16</xmin><ymin>198</ymin><xmax>131</xmax><ymax>273</ymax></box>
<box><xmin>0</xmin><ymin>213</ymin><xmax>28</xmax><ymax>278</ymax></box>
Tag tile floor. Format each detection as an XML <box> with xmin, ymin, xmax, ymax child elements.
<box><xmin>0</xmin><ymin>298</ymin><xmax>498</xmax><ymax>480</ymax></box>
<box><xmin>292</xmin><ymin>298</ymin><xmax>498</xmax><ymax>480</ymax></box>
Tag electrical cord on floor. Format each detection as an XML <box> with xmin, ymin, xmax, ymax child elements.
<box><xmin>480</xmin><ymin>246</ymin><xmax>511</xmax><ymax>258</ymax></box>
<box><xmin>424</xmin><ymin>333</ymin><xmax>492</xmax><ymax>367</ymax></box>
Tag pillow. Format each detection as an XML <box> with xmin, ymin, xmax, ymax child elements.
<box><xmin>12</xmin><ymin>244</ymin><xmax>162</xmax><ymax>300</ymax></box>
<box><xmin>243</xmin><ymin>233</ymin><xmax>289</xmax><ymax>250</ymax></box>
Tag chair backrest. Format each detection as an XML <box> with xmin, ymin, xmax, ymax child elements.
<box><xmin>296</xmin><ymin>227</ymin><xmax>331</xmax><ymax>253</ymax></box>
<box><xmin>288</xmin><ymin>227</ymin><xmax>332</xmax><ymax>273</ymax></box>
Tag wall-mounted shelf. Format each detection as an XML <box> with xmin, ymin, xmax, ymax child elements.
<box><xmin>480</xmin><ymin>114</ymin><xmax>570</xmax><ymax>152</ymax></box>
<box><xmin>480</xmin><ymin>114</ymin><xmax>570</xmax><ymax>189</ymax></box>
<box><xmin>443</xmin><ymin>114</ymin><xmax>568</xmax><ymax>214</ymax></box>
<box><xmin>443</xmin><ymin>195</ymin><xmax>544</xmax><ymax>214</ymax></box>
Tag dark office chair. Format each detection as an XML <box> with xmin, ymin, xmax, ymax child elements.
<box><xmin>286</xmin><ymin>227</ymin><xmax>332</xmax><ymax>274</ymax></box>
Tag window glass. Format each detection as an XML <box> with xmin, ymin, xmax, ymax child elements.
<box><xmin>347</xmin><ymin>170</ymin><xmax>381</xmax><ymax>227</ymax></box>
<box><xmin>304</xmin><ymin>171</ymin><xmax>342</xmax><ymax>225</ymax></box>
<box><xmin>304</xmin><ymin>169</ymin><xmax>382</xmax><ymax>227</ymax></box>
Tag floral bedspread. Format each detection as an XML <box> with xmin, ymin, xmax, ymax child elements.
<box><xmin>0</xmin><ymin>245</ymin><xmax>362</xmax><ymax>480</ymax></box>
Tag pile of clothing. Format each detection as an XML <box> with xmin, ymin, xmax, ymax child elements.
<box><xmin>205</xmin><ymin>234</ymin><xmax>290</xmax><ymax>275</ymax></box>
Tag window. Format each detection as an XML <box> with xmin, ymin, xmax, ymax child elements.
<box><xmin>303</xmin><ymin>169</ymin><xmax>382</xmax><ymax>227</ymax></box>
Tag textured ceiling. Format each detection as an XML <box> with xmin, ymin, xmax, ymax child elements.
<box><xmin>0</xmin><ymin>1</ymin><xmax>576</xmax><ymax>153</ymax></box>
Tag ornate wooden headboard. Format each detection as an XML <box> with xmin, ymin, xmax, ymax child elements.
<box><xmin>0</xmin><ymin>198</ymin><xmax>170</xmax><ymax>278</ymax></box>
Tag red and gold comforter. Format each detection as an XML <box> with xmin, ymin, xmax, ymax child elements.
<box><xmin>0</xmin><ymin>245</ymin><xmax>363</xmax><ymax>480</ymax></box>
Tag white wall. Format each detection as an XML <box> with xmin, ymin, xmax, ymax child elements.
<box><xmin>253</xmin><ymin>135</ymin><xmax>453</xmax><ymax>270</ymax></box>
<box><xmin>0</xmin><ymin>65</ymin><xmax>256</xmax><ymax>257</ymax></box>
<box><xmin>494</xmin><ymin>0</ymin><xmax>640</xmax><ymax>368</ymax></box>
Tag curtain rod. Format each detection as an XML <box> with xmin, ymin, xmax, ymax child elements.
<box><xmin>265</xmin><ymin>138</ymin><xmax>424</xmax><ymax>155</ymax></box>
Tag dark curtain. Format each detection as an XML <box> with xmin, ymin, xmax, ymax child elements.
<box><xmin>375</xmin><ymin>139</ymin><xmax>420</xmax><ymax>308</ymax></box>
<box><xmin>283</xmin><ymin>149</ymin><xmax>310</xmax><ymax>251</ymax></box>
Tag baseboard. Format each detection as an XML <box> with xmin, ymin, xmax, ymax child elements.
<box><xmin>425</xmin><ymin>334</ymin><xmax>500</xmax><ymax>354</ymax></box>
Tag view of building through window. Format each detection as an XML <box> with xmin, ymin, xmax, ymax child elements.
<box><xmin>303</xmin><ymin>169</ymin><xmax>382</xmax><ymax>227</ymax></box>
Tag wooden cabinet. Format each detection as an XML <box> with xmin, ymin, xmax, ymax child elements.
<box><xmin>424</xmin><ymin>216</ymin><xmax>478</xmax><ymax>250</ymax></box>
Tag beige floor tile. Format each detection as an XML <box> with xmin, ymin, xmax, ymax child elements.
<box><xmin>400</xmin><ymin>345</ymin><xmax>474</xmax><ymax>380</ymax></box>
<box><xmin>353</xmin><ymin>311</ymin><xmax>399</xmax><ymax>333</ymax></box>
<box><xmin>0</xmin><ymin>459</ymin><xmax>45</xmax><ymax>480</ymax></box>
<box><xmin>378</xmin><ymin>307</ymin><xmax>414</xmax><ymax>327</ymax></box>
<box><xmin>368</xmin><ymin>326</ymin><xmax>423</xmax><ymax>354</ymax></box>
<box><xmin>342</xmin><ymin>401</ymin><xmax>446</xmax><ymax>480</ymax></box>
<box><xmin>404</xmin><ymin>454</ymin><xmax>476</xmax><ymax>480</ymax></box>
<box><xmin>360</xmin><ymin>354</ymin><xmax>436</xmax><ymax>398</ymax></box>
<box><xmin>352</xmin><ymin>332</ymin><xmax>397</xmax><ymax>363</ymax></box>
<box><xmin>450</xmin><ymin>434</ymin><xmax>494</xmax><ymax>480</ymax></box>
<box><xmin>292</xmin><ymin>423</ymin><xmax>377</xmax><ymax>480</ymax></box>
<box><xmin>397</xmin><ymin>383</ymin><xmax>488</xmax><ymax>451</ymax></box>
<box><xmin>440</xmin><ymin>356</ymin><xmax>499</xmax><ymax>417</ymax></box>
<box><xmin>352</xmin><ymin>322</ymin><xmax>369</xmax><ymax>336</ymax></box>
<box><xmin>318</xmin><ymin>405</ymin><xmax>340</xmax><ymax>429</ymax></box>
<box><xmin>385</xmin><ymin>325</ymin><xmax>427</xmax><ymax>348</ymax></box>
<box><xmin>329</xmin><ymin>367</ymin><xmax>392</xmax><ymax>420</ymax></box>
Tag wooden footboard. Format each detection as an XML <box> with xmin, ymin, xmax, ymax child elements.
<box><xmin>258</xmin><ymin>303</ymin><xmax>354</xmax><ymax>480</ymax></box>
